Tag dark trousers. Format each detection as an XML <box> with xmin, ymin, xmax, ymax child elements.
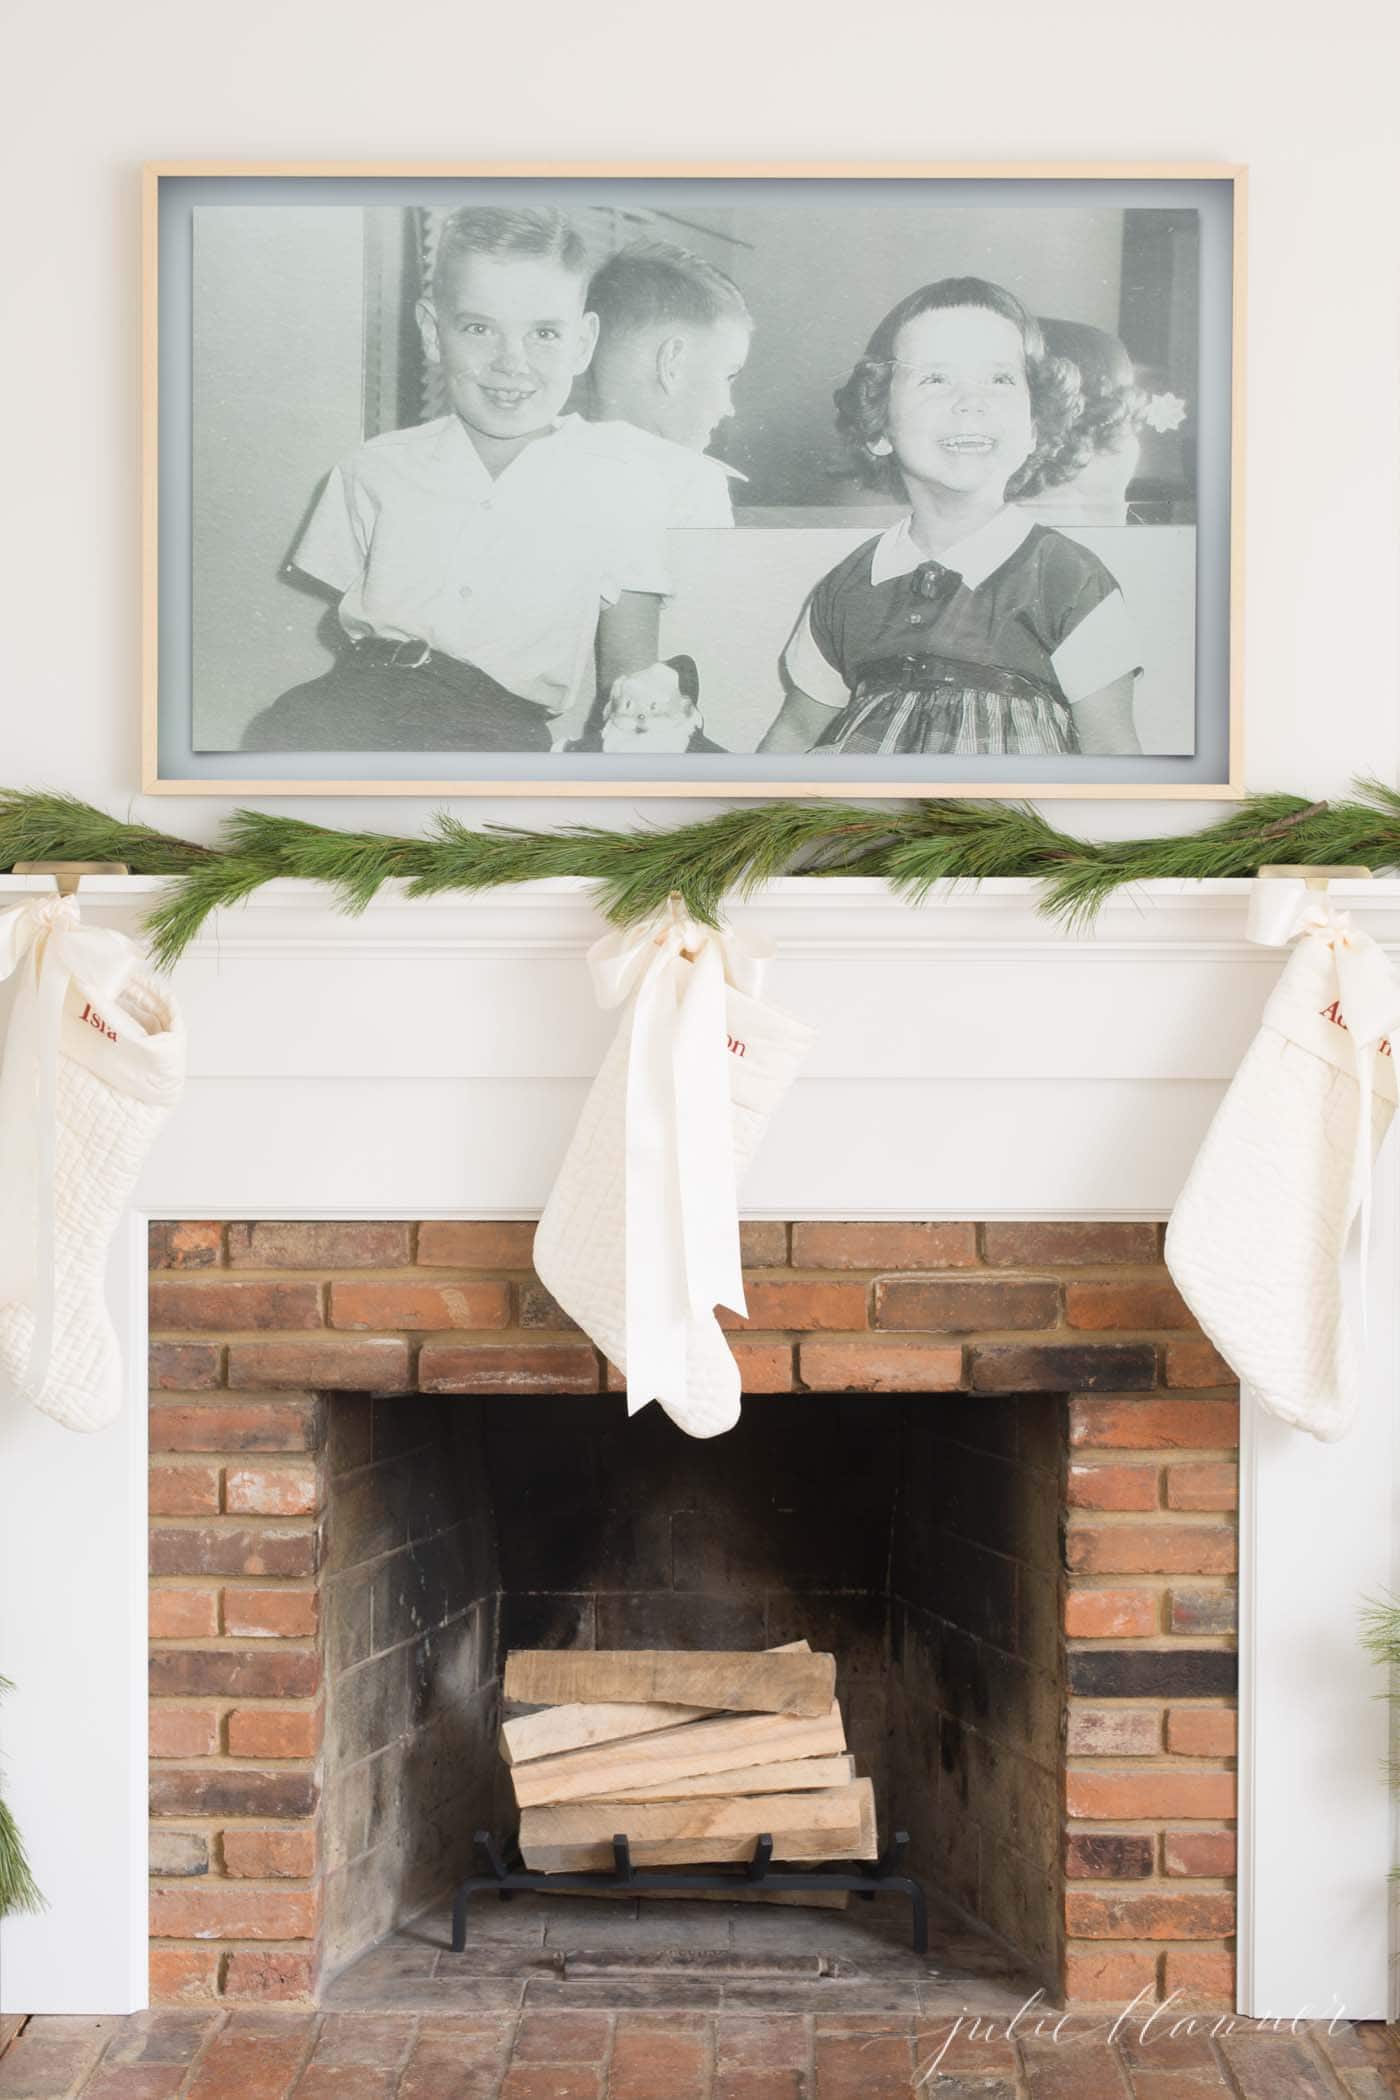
<box><xmin>242</xmin><ymin>652</ymin><xmax>555</xmax><ymax>754</ymax></box>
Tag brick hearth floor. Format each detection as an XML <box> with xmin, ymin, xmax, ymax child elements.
<box><xmin>316</xmin><ymin>1889</ymin><xmax>1037</xmax><ymax>2016</ymax></box>
<box><xmin>2</xmin><ymin>2005</ymin><xmax>1397</xmax><ymax>2098</ymax></box>
<box><xmin>3</xmin><ymin>1899</ymin><xmax>1397</xmax><ymax>2100</ymax></box>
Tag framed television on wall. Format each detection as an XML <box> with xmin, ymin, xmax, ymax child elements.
<box><xmin>142</xmin><ymin>161</ymin><xmax>1244</xmax><ymax>798</ymax></box>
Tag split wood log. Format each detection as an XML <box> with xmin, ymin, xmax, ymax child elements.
<box><xmin>857</xmin><ymin>1775</ymin><xmax>877</xmax><ymax>1861</ymax></box>
<box><xmin>499</xmin><ymin>1642</ymin><xmax>811</xmax><ymax>1767</ymax></box>
<box><xmin>599</xmin><ymin>1754</ymin><xmax>855</xmax><ymax>1803</ymax></box>
<box><xmin>518</xmin><ymin>1777</ymin><xmax>876</xmax><ymax>1872</ymax></box>
<box><xmin>509</xmin><ymin>1703</ymin><xmax>847</xmax><ymax>1810</ymax></box>
<box><xmin>502</xmin><ymin>1648</ymin><xmax>835</xmax><ymax>1719</ymax></box>
<box><xmin>501</xmin><ymin>1699</ymin><xmax>711</xmax><ymax>1767</ymax></box>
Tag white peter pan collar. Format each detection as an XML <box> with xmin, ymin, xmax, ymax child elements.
<box><xmin>869</xmin><ymin>505</ymin><xmax>1036</xmax><ymax>591</ymax></box>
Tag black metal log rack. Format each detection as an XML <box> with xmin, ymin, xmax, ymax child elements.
<box><xmin>450</xmin><ymin>1827</ymin><xmax>929</xmax><ymax>1953</ymax></box>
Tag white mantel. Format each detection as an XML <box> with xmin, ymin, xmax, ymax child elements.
<box><xmin>0</xmin><ymin>874</ymin><xmax>1395</xmax><ymax>2021</ymax></box>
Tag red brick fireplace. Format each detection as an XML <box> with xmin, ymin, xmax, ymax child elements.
<box><xmin>145</xmin><ymin>1216</ymin><xmax>1239</xmax><ymax>2013</ymax></box>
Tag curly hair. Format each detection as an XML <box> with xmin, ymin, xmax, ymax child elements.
<box><xmin>834</xmin><ymin>277</ymin><xmax>1083</xmax><ymax>500</ymax></box>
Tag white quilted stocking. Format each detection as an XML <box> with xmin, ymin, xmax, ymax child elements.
<box><xmin>0</xmin><ymin>926</ymin><xmax>185</xmax><ymax>1432</ymax></box>
<box><xmin>1165</xmin><ymin>919</ymin><xmax>1398</xmax><ymax>1442</ymax></box>
<box><xmin>535</xmin><ymin>919</ymin><xmax>812</xmax><ymax>1439</ymax></box>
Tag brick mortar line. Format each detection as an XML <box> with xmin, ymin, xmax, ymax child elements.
<box><xmin>148</xmin><ymin>1517</ymin><xmax>320</xmax><ymax>1529</ymax></box>
<box><xmin>162</xmin><ymin>2009</ymin><xmax>233</xmax><ymax>2100</ymax></box>
<box><xmin>149</xmin><ymin>1694</ymin><xmax>321</xmax><ymax>1714</ymax></box>
<box><xmin>1067</xmin><ymin>1878</ymin><xmax>1240</xmax><ymax>1895</ymax></box>
<box><xmin>1071</xmin><ymin>1638</ymin><xmax>1237</xmax><ymax>1652</ymax></box>
<box><xmin>1068</xmin><ymin>1628</ymin><xmax>1236</xmax><ymax>1645</ymax></box>
<box><xmin>151</xmin><ymin>1814</ymin><xmax>319</xmax><ymax>1825</ymax></box>
<box><xmin>1066</xmin><ymin>1759</ymin><xmax>1236</xmax><ymax>1773</ymax></box>
<box><xmin>1070</xmin><ymin>1391</ymin><xmax>1238</xmax><ymax>1403</ymax></box>
<box><xmin>152</xmin><ymin>1319</ymin><xmax>1218</xmax><ymax>1345</ymax></box>
<box><xmin>152</xmin><ymin>1389</ymin><xmax>325</xmax><ymax>1401</ymax></box>
<box><xmin>502</xmin><ymin>1581</ymin><xmax>880</xmax><ymax>1596</ymax></box>
<box><xmin>1299</xmin><ymin>2032</ymin><xmax>1360</xmax><ymax>2100</ymax></box>
<box><xmin>150</xmin><ymin>1816</ymin><xmax>309</xmax><ymax>1828</ymax></box>
<box><xmin>1066</xmin><ymin>1513</ymin><xmax>1239</xmax><ymax>1527</ymax></box>
<box><xmin>1072</xmin><ymin>1452</ymin><xmax>1240</xmax><ymax>1466</ymax></box>
<box><xmin>150</xmin><ymin>1875</ymin><xmax>318</xmax><ymax>1890</ymax></box>
<box><xmin>1071</xmin><ymin>1816</ymin><xmax>1238</xmax><ymax>1827</ymax></box>
<box><xmin>150</xmin><ymin>1723</ymin><xmax>322</xmax><ymax>1738</ymax></box>
<box><xmin>151</xmin><ymin>1454</ymin><xmax>321</xmax><ymax>1467</ymax></box>
<box><xmin>1073</xmin><ymin>1450</ymin><xmax>1239</xmax><ymax>1462</ymax></box>
<box><xmin>151</xmin><ymin>1762</ymin><xmax>319</xmax><ymax>1777</ymax></box>
<box><xmin>146</xmin><ymin>1636</ymin><xmax>318</xmax><ymax>1651</ymax></box>
<box><xmin>1059</xmin><ymin>1935</ymin><xmax>1234</xmax><ymax>1948</ymax></box>
<box><xmin>147</xmin><ymin>1934</ymin><xmax>317</xmax><ymax>1948</ymax></box>
<box><xmin>391</xmin><ymin>2014</ymin><xmax>423</xmax><ymax>2080</ymax></box>
<box><xmin>875</xmin><ymin>1320</ymin><xmax>1202</xmax><ymax>1341</ymax></box>
<box><xmin>1070</xmin><ymin>1696</ymin><xmax>1222</xmax><ymax>1707</ymax></box>
<box><xmin>143</xmin><ymin>1378</ymin><xmax>1241</xmax><ymax>1400</ymax></box>
<box><xmin>154</xmin><ymin>1256</ymin><xmax>1181</xmax><ymax>1277</ymax></box>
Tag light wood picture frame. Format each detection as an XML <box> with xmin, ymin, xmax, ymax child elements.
<box><xmin>142</xmin><ymin>161</ymin><xmax>1245</xmax><ymax>798</ymax></box>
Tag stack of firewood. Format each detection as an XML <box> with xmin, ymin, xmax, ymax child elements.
<box><xmin>499</xmin><ymin>1642</ymin><xmax>875</xmax><ymax>1873</ymax></box>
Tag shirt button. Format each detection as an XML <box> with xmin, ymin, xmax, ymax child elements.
<box><xmin>459</xmin><ymin>585</ymin><xmax>472</xmax><ymax>601</ymax></box>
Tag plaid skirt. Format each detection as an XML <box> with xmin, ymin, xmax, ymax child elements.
<box><xmin>815</xmin><ymin>653</ymin><xmax>1079</xmax><ymax>758</ymax></box>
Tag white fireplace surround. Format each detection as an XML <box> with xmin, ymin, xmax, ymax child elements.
<box><xmin>0</xmin><ymin>873</ymin><xmax>1395</xmax><ymax>2021</ymax></box>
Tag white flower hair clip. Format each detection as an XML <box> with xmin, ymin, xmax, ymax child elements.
<box><xmin>1143</xmin><ymin>391</ymin><xmax>1188</xmax><ymax>434</ymax></box>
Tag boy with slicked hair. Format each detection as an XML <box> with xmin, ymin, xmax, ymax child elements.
<box><xmin>581</xmin><ymin>239</ymin><xmax>752</xmax><ymax>528</ymax></box>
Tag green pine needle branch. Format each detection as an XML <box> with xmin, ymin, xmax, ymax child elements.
<box><xmin>5</xmin><ymin>781</ymin><xmax>1400</xmax><ymax>966</ymax></box>
<box><xmin>0</xmin><ymin>1679</ymin><xmax>43</xmax><ymax>1919</ymax></box>
<box><xmin>0</xmin><ymin>790</ymin><xmax>217</xmax><ymax>876</ymax></box>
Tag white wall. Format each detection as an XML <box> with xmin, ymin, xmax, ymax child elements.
<box><xmin>1</xmin><ymin>0</ymin><xmax>1397</xmax><ymax>838</ymax></box>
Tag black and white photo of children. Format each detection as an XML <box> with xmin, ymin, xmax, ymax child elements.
<box><xmin>182</xmin><ymin>181</ymin><xmax>1208</xmax><ymax>774</ymax></box>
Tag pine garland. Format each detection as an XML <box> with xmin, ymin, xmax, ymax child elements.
<box><xmin>3</xmin><ymin>783</ymin><xmax>1400</xmax><ymax>967</ymax></box>
<box><xmin>1360</xmin><ymin>1598</ymin><xmax>1400</xmax><ymax>1822</ymax></box>
<box><xmin>0</xmin><ymin>1679</ymin><xmax>42</xmax><ymax>1919</ymax></box>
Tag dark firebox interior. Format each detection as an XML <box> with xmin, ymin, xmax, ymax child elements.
<box><xmin>319</xmin><ymin>1391</ymin><xmax>1066</xmax><ymax>1987</ymax></box>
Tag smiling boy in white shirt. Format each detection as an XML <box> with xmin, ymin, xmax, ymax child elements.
<box><xmin>243</xmin><ymin>206</ymin><xmax>670</xmax><ymax>754</ymax></box>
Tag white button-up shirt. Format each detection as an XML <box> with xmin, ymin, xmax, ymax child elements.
<box><xmin>291</xmin><ymin>414</ymin><xmax>672</xmax><ymax>714</ymax></box>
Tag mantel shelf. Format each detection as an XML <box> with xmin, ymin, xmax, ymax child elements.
<box><xmin>6</xmin><ymin>872</ymin><xmax>1400</xmax><ymax>963</ymax></box>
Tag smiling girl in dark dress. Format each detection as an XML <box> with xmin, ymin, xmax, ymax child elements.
<box><xmin>760</xmin><ymin>277</ymin><xmax>1142</xmax><ymax>759</ymax></box>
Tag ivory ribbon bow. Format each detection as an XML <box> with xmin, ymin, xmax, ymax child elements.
<box><xmin>0</xmin><ymin>895</ymin><xmax>140</xmax><ymax>1400</ymax></box>
<box><xmin>1248</xmin><ymin>879</ymin><xmax>1400</xmax><ymax>1305</ymax></box>
<box><xmin>588</xmin><ymin>897</ymin><xmax>772</xmax><ymax>1419</ymax></box>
